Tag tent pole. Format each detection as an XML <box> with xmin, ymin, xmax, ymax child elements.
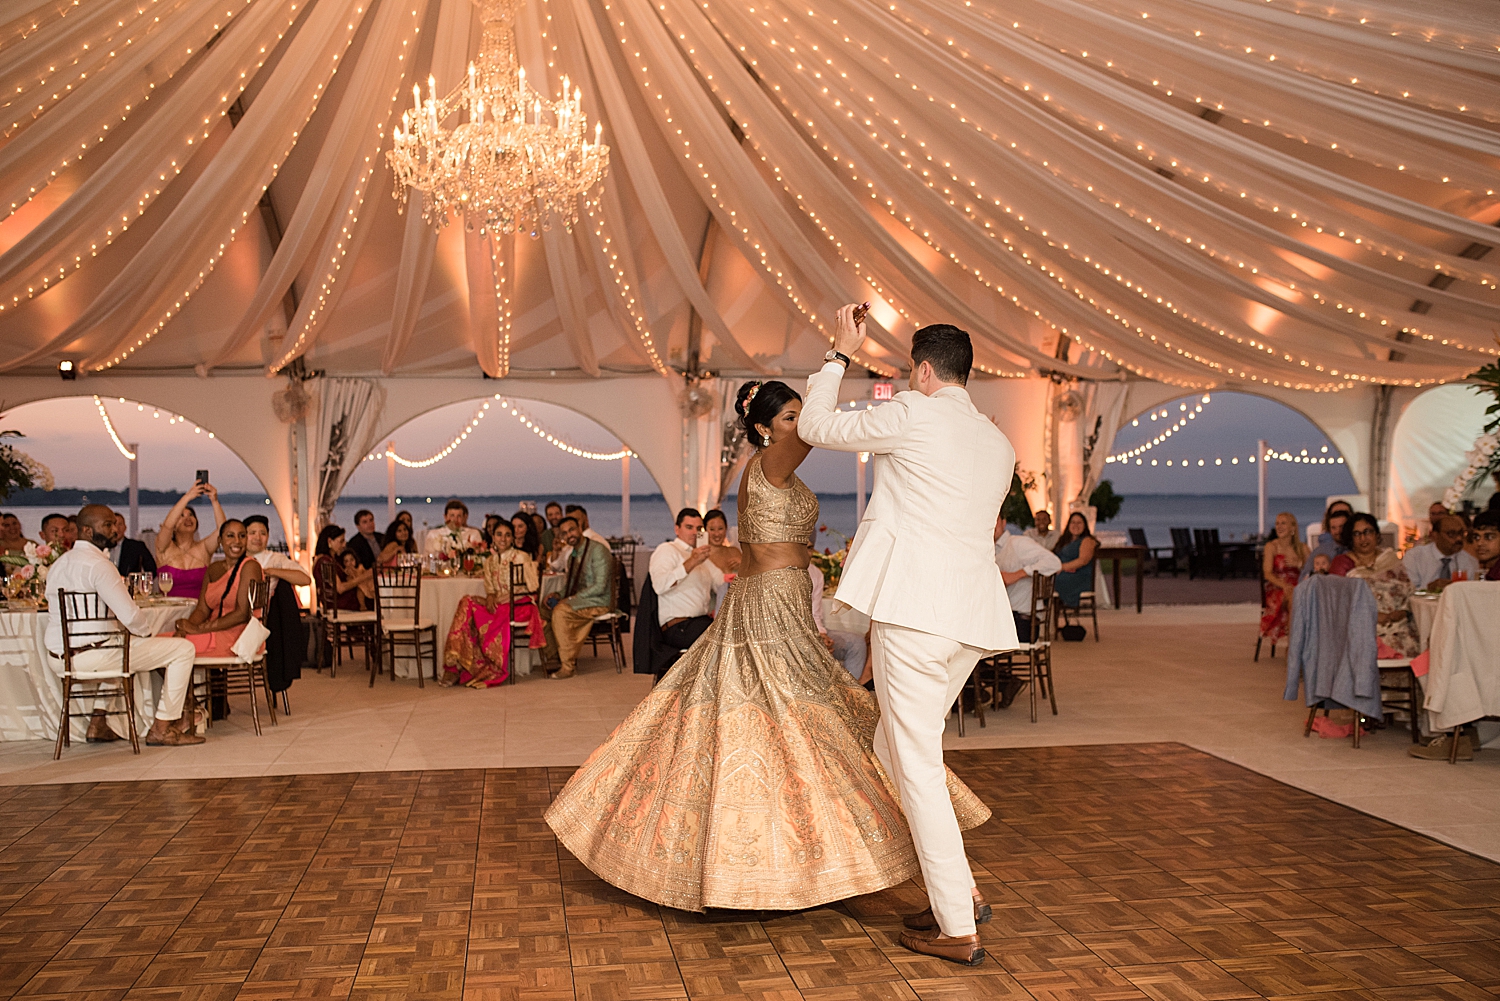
<box><xmin>621</xmin><ymin>455</ymin><xmax>631</xmax><ymax>539</ymax></box>
<box><xmin>387</xmin><ymin>441</ymin><xmax>396</xmax><ymax>525</ymax></box>
<box><xmin>128</xmin><ymin>444</ymin><xmax>139</xmax><ymax>538</ymax></box>
<box><xmin>1257</xmin><ymin>439</ymin><xmax>1268</xmax><ymax>538</ymax></box>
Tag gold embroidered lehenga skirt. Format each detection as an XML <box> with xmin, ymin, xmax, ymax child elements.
<box><xmin>544</xmin><ymin>567</ymin><xmax>990</xmax><ymax>912</ymax></box>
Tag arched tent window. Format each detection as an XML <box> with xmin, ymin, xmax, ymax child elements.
<box><xmin>1102</xmin><ymin>391</ymin><xmax>1356</xmax><ymax>547</ymax></box>
<box><xmin>0</xmin><ymin>396</ymin><xmax>278</xmax><ymax>543</ymax></box>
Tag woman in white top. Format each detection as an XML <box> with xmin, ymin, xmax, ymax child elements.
<box><xmin>243</xmin><ymin>515</ymin><xmax>310</xmax><ymax>596</ymax></box>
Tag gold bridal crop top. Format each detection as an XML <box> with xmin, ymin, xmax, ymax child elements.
<box><xmin>739</xmin><ymin>453</ymin><xmax>819</xmax><ymax>545</ymax></box>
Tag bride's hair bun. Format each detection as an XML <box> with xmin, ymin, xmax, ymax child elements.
<box><xmin>736</xmin><ymin>379</ymin><xmax>802</xmax><ymax>442</ymax></box>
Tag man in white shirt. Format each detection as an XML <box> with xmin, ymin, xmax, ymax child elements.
<box><xmin>1403</xmin><ymin>514</ymin><xmax>1478</xmax><ymax>589</ymax></box>
<box><xmin>649</xmin><ymin>509</ymin><xmax>717</xmax><ymax>652</ymax></box>
<box><xmin>992</xmin><ymin>514</ymin><xmax>1062</xmax><ymax>708</ymax></box>
<box><xmin>1022</xmin><ymin>510</ymin><xmax>1059</xmax><ymax>550</ymax></box>
<box><xmin>808</xmin><ymin>558</ymin><xmax>870</xmax><ymax>684</ymax></box>
<box><xmin>424</xmin><ymin>499</ymin><xmax>485</xmax><ymax>553</ymax></box>
<box><xmin>44</xmin><ymin>505</ymin><xmax>203</xmax><ymax>746</ymax></box>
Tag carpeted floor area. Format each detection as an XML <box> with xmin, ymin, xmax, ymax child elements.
<box><xmin>2</xmin><ymin>743</ymin><xmax>1497</xmax><ymax>1001</ymax></box>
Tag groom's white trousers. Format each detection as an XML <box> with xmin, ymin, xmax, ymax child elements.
<box><xmin>870</xmin><ymin>620</ymin><xmax>984</xmax><ymax>938</ymax></box>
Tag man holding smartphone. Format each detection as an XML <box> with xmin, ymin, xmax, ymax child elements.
<box><xmin>649</xmin><ymin>508</ymin><xmax>717</xmax><ymax>653</ymax></box>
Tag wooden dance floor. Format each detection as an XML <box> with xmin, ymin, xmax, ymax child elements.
<box><xmin>2</xmin><ymin>743</ymin><xmax>1498</xmax><ymax>1001</ymax></box>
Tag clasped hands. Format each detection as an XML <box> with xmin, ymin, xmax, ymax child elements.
<box><xmin>833</xmin><ymin>303</ymin><xmax>868</xmax><ymax>359</ymax></box>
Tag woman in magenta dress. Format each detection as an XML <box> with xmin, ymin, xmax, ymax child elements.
<box><xmin>1260</xmin><ymin>512</ymin><xmax>1308</xmax><ymax>643</ymax></box>
<box><xmin>168</xmin><ymin>520</ymin><xmax>265</xmax><ymax>656</ymax></box>
<box><xmin>441</xmin><ymin>522</ymin><xmax>543</xmax><ymax>687</ymax></box>
<box><xmin>154</xmin><ymin>482</ymin><xmax>226</xmax><ymax>602</ymax></box>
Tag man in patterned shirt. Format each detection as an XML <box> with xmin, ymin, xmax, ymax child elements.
<box><xmin>542</xmin><ymin>517</ymin><xmax>613</xmax><ymax>679</ymax></box>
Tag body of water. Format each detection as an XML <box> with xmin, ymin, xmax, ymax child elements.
<box><xmin>4</xmin><ymin>492</ymin><xmax>1334</xmax><ymax>552</ymax></box>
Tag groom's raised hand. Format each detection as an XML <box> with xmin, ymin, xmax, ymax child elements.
<box><xmin>834</xmin><ymin>303</ymin><xmax>867</xmax><ymax>359</ymax></box>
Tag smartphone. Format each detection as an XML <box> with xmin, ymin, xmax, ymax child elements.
<box><xmin>195</xmin><ymin>469</ymin><xmax>208</xmax><ymax>485</ymax></box>
<box><xmin>852</xmin><ymin>301</ymin><xmax>871</xmax><ymax>324</ymax></box>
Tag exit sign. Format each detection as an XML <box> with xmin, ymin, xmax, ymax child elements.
<box><xmin>873</xmin><ymin>382</ymin><xmax>894</xmax><ymax>401</ymax></box>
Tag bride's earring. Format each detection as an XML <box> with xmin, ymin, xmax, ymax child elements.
<box><xmin>762</xmin><ymin>433</ymin><xmax>771</xmax><ymax>446</ymax></box>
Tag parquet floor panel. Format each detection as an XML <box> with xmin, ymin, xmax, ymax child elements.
<box><xmin>3</xmin><ymin>744</ymin><xmax>1500</xmax><ymax>1001</ymax></box>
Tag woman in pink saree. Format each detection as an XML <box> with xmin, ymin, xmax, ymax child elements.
<box><xmin>441</xmin><ymin>522</ymin><xmax>543</xmax><ymax>687</ymax></box>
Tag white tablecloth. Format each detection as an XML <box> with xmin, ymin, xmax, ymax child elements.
<box><xmin>1411</xmin><ymin>593</ymin><xmax>1439</xmax><ymax>650</ymax></box>
<box><xmin>394</xmin><ymin>574</ymin><xmax>564</xmax><ymax>679</ymax></box>
<box><xmin>0</xmin><ymin>600</ymin><xmax>195</xmax><ymax>741</ymax></box>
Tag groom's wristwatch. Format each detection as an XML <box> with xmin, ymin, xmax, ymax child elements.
<box><xmin>824</xmin><ymin>349</ymin><xmax>851</xmax><ymax>368</ymax></box>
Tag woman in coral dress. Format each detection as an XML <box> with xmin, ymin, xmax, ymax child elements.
<box><xmin>545</xmin><ymin>380</ymin><xmax>989</xmax><ymax>913</ymax></box>
<box><xmin>168</xmin><ymin>519</ymin><xmax>265</xmax><ymax>656</ymax></box>
<box><xmin>441</xmin><ymin>521</ymin><xmax>543</xmax><ymax>687</ymax></box>
<box><xmin>1260</xmin><ymin>512</ymin><xmax>1309</xmax><ymax>644</ymax></box>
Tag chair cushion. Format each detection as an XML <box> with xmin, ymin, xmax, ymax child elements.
<box><xmin>193</xmin><ymin>655</ymin><xmax>261</xmax><ymax>665</ymax></box>
<box><xmin>381</xmin><ymin>619</ymin><xmax>435</xmax><ymax>632</ymax></box>
<box><xmin>333</xmin><ymin>610</ymin><xmax>378</xmax><ymax>623</ymax></box>
<box><xmin>1376</xmin><ymin>658</ymin><xmax>1413</xmax><ymax>668</ymax></box>
<box><xmin>69</xmin><ymin>668</ymin><xmax>132</xmax><ymax>680</ymax></box>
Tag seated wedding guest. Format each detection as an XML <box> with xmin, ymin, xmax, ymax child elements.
<box><xmin>168</xmin><ymin>519</ymin><xmax>265</xmax><ymax>659</ymax></box>
<box><xmin>1471</xmin><ymin>512</ymin><xmax>1500</xmax><ymax>580</ymax></box>
<box><xmin>40</xmin><ymin>513</ymin><xmax>71</xmax><ymax>545</ymax></box>
<box><xmin>482</xmin><ymin>514</ymin><xmax>505</xmax><ymax>548</ymax></box>
<box><xmin>441</xmin><ymin>521</ymin><xmax>543</xmax><ymax>687</ymax></box>
<box><xmin>63</xmin><ymin>515</ymin><xmax>78</xmax><ymax>547</ymax></box>
<box><xmin>511</xmin><ymin>511</ymin><xmax>543</xmax><ymax>564</ymax></box>
<box><xmin>531</xmin><ymin>512</ymin><xmax>548</xmax><ymax>550</ymax></box>
<box><xmin>1052</xmin><ymin>511</ymin><xmax>1097</xmax><ymax>608</ymax></box>
<box><xmin>650</xmin><ymin>509</ymin><xmax>718</xmax><ymax>654</ymax></box>
<box><xmin>1422</xmin><ymin>501</ymin><xmax>1449</xmax><ymax>541</ymax></box>
<box><xmin>0</xmin><ymin>512</ymin><xmax>31</xmax><ymax>553</ymax></box>
<box><xmin>345</xmin><ymin>509</ymin><xmax>384</xmax><ymax>568</ymax></box>
<box><xmin>1403</xmin><ymin>513</ymin><xmax>1478</xmax><ymax>590</ymax></box>
<box><xmin>540</xmin><ymin>501</ymin><xmax>564</xmax><ymax>553</ymax></box>
<box><xmin>313</xmin><ymin>525</ymin><xmax>368</xmax><ymax>611</ymax></box>
<box><xmin>45</xmin><ymin>505</ymin><xmax>203</xmax><ymax>746</ymax></box>
<box><xmin>1331</xmin><ymin>512</ymin><xmax>1420</xmax><ymax>657</ymax></box>
<box><xmin>541</xmin><ymin>517</ymin><xmax>611</xmax><ymax>680</ymax></box>
<box><xmin>1023</xmin><ymin>509</ymin><xmax>1059</xmax><ymax>549</ymax></box>
<box><xmin>341</xmin><ymin>551</ymin><xmax>375</xmax><ymax>609</ymax></box>
<box><xmin>566</xmin><ymin>503</ymin><xmax>610</xmax><ymax>547</ymax></box>
<box><xmin>1261</xmin><ymin>512</ymin><xmax>1309</xmax><ymax>647</ymax></box>
<box><xmin>378</xmin><ymin>518</ymin><xmax>417</xmax><ymax>566</ymax></box>
<box><xmin>397</xmin><ymin>509</ymin><xmax>414</xmax><ymax>532</ymax></box>
<box><xmin>244</xmin><ymin>515</ymin><xmax>309</xmax><ymax>596</ymax></box>
<box><xmin>808</xmin><ymin>550</ymin><xmax>870</xmax><ymax>685</ymax></box>
<box><xmin>108</xmin><ymin>511</ymin><xmax>157</xmax><ymax>576</ymax></box>
<box><xmin>994</xmin><ymin>513</ymin><xmax>1062</xmax><ymax>707</ymax></box>
<box><xmin>424</xmin><ymin>499</ymin><xmax>484</xmax><ymax>553</ymax></box>
<box><xmin>703</xmin><ymin>509</ymin><xmax>742</xmax><ymax>579</ymax></box>
<box><xmin>1300</xmin><ymin>502</ymin><xmax>1353</xmax><ymax>581</ymax></box>
<box><xmin>155</xmin><ymin>482</ymin><xmax>226</xmax><ymax>602</ymax></box>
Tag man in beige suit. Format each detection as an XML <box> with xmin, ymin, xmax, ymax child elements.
<box><xmin>798</xmin><ymin>305</ymin><xmax>1017</xmax><ymax>967</ymax></box>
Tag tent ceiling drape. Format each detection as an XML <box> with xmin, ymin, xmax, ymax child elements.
<box><xmin>0</xmin><ymin>0</ymin><xmax>1495</xmax><ymax>393</ymax></box>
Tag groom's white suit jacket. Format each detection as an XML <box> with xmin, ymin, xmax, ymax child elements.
<box><xmin>799</xmin><ymin>362</ymin><xmax>1019</xmax><ymax>653</ymax></box>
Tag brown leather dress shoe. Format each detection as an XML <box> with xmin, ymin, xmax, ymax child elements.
<box><xmin>903</xmin><ymin>894</ymin><xmax>993</xmax><ymax>931</ymax></box>
<box><xmin>85</xmin><ymin>711</ymin><xmax>121</xmax><ymax>743</ymax></box>
<box><xmin>898</xmin><ymin>929</ymin><xmax>985</xmax><ymax>966</ymax></box>
<box><xmin>145</xmin><ymin>725</ymin><xmax>206</xmax><ymax>746</ymax></box>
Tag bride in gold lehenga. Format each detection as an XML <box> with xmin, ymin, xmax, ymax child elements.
<box><xmin>544</xmin><ymin>380</ymin><xmax>989</xmax><ymax>912</ymax></box>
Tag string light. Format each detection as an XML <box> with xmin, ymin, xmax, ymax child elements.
<box><xmin>92</xmin><ymin>396</ymin><xmax>136</xmax><ymax>460</ymax></box>
<box><xmin>366</xmin><ymin>396</ymin><xmax>635</xmax><ymax>468</ymax></box>
<box><xmin>1132</xmin><ymin>445</ymin><xmax>1344</xmax><ymax>469</ymax></box>
<box><xmin>1105</xmin><ymin>395</ymin><xmax>1211</xmax><ymax>463</ymax></box>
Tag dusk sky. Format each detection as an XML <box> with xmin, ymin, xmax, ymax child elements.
<box><xmin>3</xmin><ymin>390</ymin><xmax>1355</xmax><ymax>501</ymax></box>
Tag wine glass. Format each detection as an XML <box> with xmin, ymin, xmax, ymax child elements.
<box><xmin>158</xmin><ymin>572</ymin><xmax>174</xmax><ymax>597</ymax></box>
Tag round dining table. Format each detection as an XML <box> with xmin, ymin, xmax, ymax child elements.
<box><xmin>395</xmin><ymin>573</ymin><xmax>565</xmax><ymax>680</ymax></box>
<box><xmin>0</xmin><ymin>598</ymin><xmax>197</xmax><ymax>741</ymax></box>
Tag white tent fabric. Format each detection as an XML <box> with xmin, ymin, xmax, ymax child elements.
<box><xmin>0</xmin><ymin>0</ymin><xmax>1493</xmax><ymax>392</ymax></box>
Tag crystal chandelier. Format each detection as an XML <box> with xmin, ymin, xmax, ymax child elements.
<box><xmin>387</xmin><ymin>0</ymin><xmax>609</xmax><ymax>235</ymax></box>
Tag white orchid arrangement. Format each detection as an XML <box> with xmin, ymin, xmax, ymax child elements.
<box><xmin>1442</xmin><ymin>358</ymin><xmax>1500</xmax><ymax>509</ymax></box>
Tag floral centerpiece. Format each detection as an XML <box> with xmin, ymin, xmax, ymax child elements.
<box><xmin>809</xmin><ymin>523</ymin><xmax>849</xmax><ymax>595</ymax></box>
<box><xmin>430</xmin><ymin>530</ymin><xmax>489</xmax><ymax>574</ymax></box>
<box><xmin>2</xmin><ymin>541</ymin><xmax>61</xmax><ymax>601</ymax></box>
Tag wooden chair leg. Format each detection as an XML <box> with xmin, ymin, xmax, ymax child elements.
<box><xmin>259</xmin><ymin>665</ymin><xmax>278</xmax><ymax>727</ymax></box>
<box><xmin>1304</xmin><ymin>704</ymin><xmax>1319</xmax><ymax>737</ymax></box>
<box><xmin>1046</xmin><ymin>653</ymin><xmax>1058</xmax><ymax>716</ymax></box>
<box><xmin>955</xmin><ymin>696</ymin><xmax>965</xmax><ymax>737</ymax></box>
<box><xmin>1410</xmin><ymin>673</ymin><xmax>1420</xmax><ymax>744</ymax></box>
<box><xmin>1091</xmin><ymin>599</ymin><xmax>1099</xmax><ymax>642</ymax></box>
<box><xmin>1029</xmin><ymin>649</ymin><xmax>1039</xmax><ymax>724</ymax></box>
<box><xmin>53</xmin><ymin>676</ymin><xmax>72</xmax><ymax>759</ymax></box>
<box><xmin>124</xmin><ymin>680</ymin><xmax>141</xmax><ymax>753</ymax></box>
<box><xmin>1450</xmin><ymin>727</ymin><xmax>1463</xmax><ymax>763</ymax></box>
<box><xmin>1254</xmin><ymin>636</ymin><xmax>1262</xmax><ymax>662</ymax></box>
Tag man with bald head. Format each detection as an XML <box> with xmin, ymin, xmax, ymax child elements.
<box><xmin>43</xmin><ymin>505</ymin><xmax>204</xmax><ymax>746</ymax></box>
<box><xmin>1403</xmin><ymin>513</ymin><xmax>1478</xmax><ymax>590</ymax></box>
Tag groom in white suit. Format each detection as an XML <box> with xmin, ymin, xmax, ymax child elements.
<box><xmin>799</xmin><ymin>305</ymin><xmax>1017</xmax><ymax>967</ymax></box>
